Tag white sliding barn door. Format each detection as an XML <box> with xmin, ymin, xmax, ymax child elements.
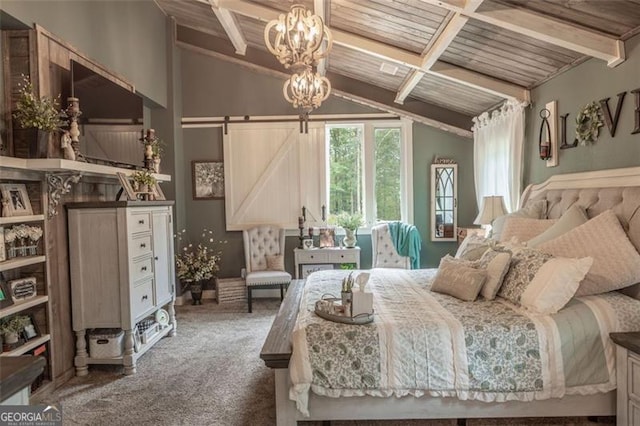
<box><xmin>223</xmin><ymin>122</ymin><xmax>325</xmax><ymax>230</ymax></box>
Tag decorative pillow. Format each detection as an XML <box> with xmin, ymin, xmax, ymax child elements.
<box><xmin>266</xmin><ymin>254</ymin><xmax>284</xmax><ymax>271</ymax></box>
<box><xmin>519</xmin><ymin>257</ymin><xmax>593</xmax><ymax>314</ymax></box>
<box><xmin>497</xmin><ymin>247</ymin><xmax>593</xmax><ymax>314</ymax></box>
<box><xmin>498</xmin><ymin>247</ymin><xmax>553</xmax><ymax>305</ymax></box>
<box><xmin>527</xmin><ymin>204</ymin><xmax>589</xmax><ymax>248</ymax></box>
<box><xmin>537</xmin><ymin>209</ymin><xmax>640</xmax><ymax>296</ymax></box>
<box><xmin>431</xmin><ymin>255</ymin><xmax>487</xmax><ymax>302</ymax></box>
<box><xmin>500</xmin><ymin>217</ymin><xmax>557</xmax><ymax>243</ymax></box>
<box><xmin>491</xmin><ymin>200</ymin><xmax>547</xmax><ymax>242</ymax></box>
<box><xmin>455</xmin><ymin>234</ymin><xmax>491</xmax><ymax>261</ymax></box>
<box><xmin>477</xmin><ymin>248</ymin><xmax>512</xmax><ymax>300</ymax></box>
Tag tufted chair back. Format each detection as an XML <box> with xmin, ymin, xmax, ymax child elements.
<box><xmin>243</xmin><ymin>225</ymin><xmax>286</xmax><ymax>273</ymax></box>
<box><xmin>371</xmin><ymin>223</ymin><xmax>411</xmax><ymax>269</ymax></box>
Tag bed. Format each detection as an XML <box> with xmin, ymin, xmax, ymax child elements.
<box><xmin>260</xmin><ymin>166</ymin><xmax>640</xmax><ymax>425</ymax></box>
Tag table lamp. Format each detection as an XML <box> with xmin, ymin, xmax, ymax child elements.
<box><xmin>474</xmin><ymin>195</ymin><xmax>507</xmax><ymax>227</ymax></box>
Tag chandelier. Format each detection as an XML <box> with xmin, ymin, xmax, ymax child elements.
<box><xmin>264</xmin><ymin>4</ymin><xmax>333</xmax><ymax>113</ymax></box>
<box><xmin>283</xmin><ymin>67</ymin><xmax>331</xmax><ymax>113</ymax></box>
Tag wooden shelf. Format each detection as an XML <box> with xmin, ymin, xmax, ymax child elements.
<box><xmin>0</xmin><ymin>256</ymin><xmax>46</xmax><ymax>272</ymax></box>
<box><xmin>0</xmin><ymin>295</ymin><xmax>48</xmax><ymax>319</ymax></box>
<box><xmin>0</xmin><ymin>334</ymin><xmax>50</xmax><ymax>357</ymax></box>
<box><xmin>0</xmin><ymin>215</ymin><xmax>45</xmax><ymax>225</ymax></box>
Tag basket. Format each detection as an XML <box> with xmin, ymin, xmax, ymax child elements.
<box><xmin>88</xmin><ymin>328</ymin><xmax>124</xmax><ymax>358</ymax></box>
<box><xmin>217</xmin><ymin>277</ymin><xmax>246</xmax><ymax>304</ymax></box>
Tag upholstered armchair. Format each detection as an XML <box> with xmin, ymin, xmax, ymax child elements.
<box><xmin>371</xmin><ymin>223</ymin><xmax>412</xmax><ymax>269</ymax></box>
<box><xmin>242</xmin><ymin>225</ymin><xmax>291</xmax><ymax>313</ymax></box>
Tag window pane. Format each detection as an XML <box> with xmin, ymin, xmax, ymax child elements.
<box><xmin>374</xmin><ymin>128</ymin><xmax>401</xmax><ymax>221</ymax></box>
<box><xmin>328</xmin><ymin>126</ymin><xmax>363</xmax><ymax>216</ymax></box>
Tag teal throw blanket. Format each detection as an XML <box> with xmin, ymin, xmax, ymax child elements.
<box><xmin>387</xmin><ymin>221</ymin><xmax>422</xmax><ymax>269</ymax></box>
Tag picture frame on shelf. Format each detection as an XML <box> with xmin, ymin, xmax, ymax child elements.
<box><xmin>21</xmin><ymin>313</ymin><xmax>39</xmax><ymax>341</ymax></box>
<box><xmin>0</xmin><ymin>183</ymin><xmax>33</xmax><ymax>217</ymax></box>
<box><xmin>319</xmin><ymin>227</ymin><xmax>336</xmax><ymax>248</ymax></box>
<box><xmin>0</xmin><ymin>281</ymin><xmax>14</xmax><ymax>309</ymax></box>
<box><xmin>192</xmin><ymin>160</ymin><xmax>224</xmax><ymax>200</ymax></box>
<box><xmin>152</xmin><ymin>181</ymin><xmax>166</xmax><ymax>201</ymax></box>
<box><xmin>116</xmin><ymin>172</ymin><xmax>137</xmax><ymax>201</ymax></box>
<box><xmin>8</xmin><ymin>277</ymin><xmax>37</xmax><ymax>304</ymax></box>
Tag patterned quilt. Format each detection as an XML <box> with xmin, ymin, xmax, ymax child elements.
<box><xmin>289</xmin><ymin>269</ymin><xmax>640</xmax><ymax>416</ymax></box>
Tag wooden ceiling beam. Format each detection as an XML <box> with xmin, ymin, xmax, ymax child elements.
<box><xmin>175</xmin><ymin>25</ymin><xmax>473</xmax><ymax>138</ymax></box>
<box><xmin>314</xmin><ymin>0</ymin><xmax>328</xmax><ymax>76</ymax></box>
<box><xmin>209</xmin><ymin>0</ymin><xmax>247</xmax><ymax>55</ymax></box>
<box><xmin>218</xmin><ymin>0</ymin><xmax>528</xmax><ymax>102</ymax></box>
<box><xmin>396</xmin><ymin>0</ymin><xmax>483</xmax><ymax>104</ymax></box>
<box><xmin>420</xmin><ymin>0</ymin><xmax>625</xmax><ymax>67</ymax></box>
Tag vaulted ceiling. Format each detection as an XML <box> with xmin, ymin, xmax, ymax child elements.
<box><xmin>154</xmin><ymin>0</ymin><xmax>640</xmax><ymax>137</ymax></box>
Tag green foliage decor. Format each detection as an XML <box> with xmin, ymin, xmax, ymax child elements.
<box><xmin>131</xmin><ymin>170</ymin><xmax>157</xmax><ymax>187</ymax></box>
<box><xmin>13</xmin><ymin>75</ymin><xmax>62</xmax><ymax>132</ymax></box>
<box><xmin>575</xmin><ymin>101</ymin><xmax>603</xmax><ymax>145</ymax></box>
<box><xmin>0</xmin><ymin>315</ymin><xmax>30</xmax><ymax>335</ymax></box>
<box><xmin>332</xmin><ymin>212</ymin><xmax>364</xmax><ymax>231</ymax></box>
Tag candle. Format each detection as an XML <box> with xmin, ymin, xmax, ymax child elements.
<box><xmin>298</xmin><ymin>216</ymin><xmax>304</xmax><ymax>228</ymax></box>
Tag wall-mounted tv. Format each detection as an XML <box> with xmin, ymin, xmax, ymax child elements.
<box><xmin>71</xmin><ymin>59</ymin><xmax>144</xmax><ymax>167</ymax></box>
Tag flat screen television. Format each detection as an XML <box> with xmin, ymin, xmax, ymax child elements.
<box><xmin>71</xmin><ymin>59</ymin><xmax>144</xmax><ymax>167</ymax></box>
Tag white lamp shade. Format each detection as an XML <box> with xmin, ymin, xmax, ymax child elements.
<box><xmin>474</xmin><ymin>196</ymin><xmax>507</xmax><ymax>225</ymax></box>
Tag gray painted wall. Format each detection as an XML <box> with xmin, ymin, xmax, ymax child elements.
<box><xmin>1</xmin><ymin>0</ymin><xmax>168</xmax><ymax>107</ymax></box>
<box><xmin>179</xmin><ymin>49</ymin><xmax>476</xmax><ymax>280</ymax></box>
<box><xmin>524</xmin><ymin>33</ymin><xmax>640</xmax><ymax>187</ymax></box>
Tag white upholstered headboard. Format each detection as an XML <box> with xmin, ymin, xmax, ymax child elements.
<box><xmin>520</xmin><ymin>167</ymin><xmax>640</xmax><ymax>298</ymax></box>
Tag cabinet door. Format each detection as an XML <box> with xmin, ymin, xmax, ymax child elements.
<box><xmin>152</xmin><ymin>209</ymin><xmax>174</xmax><ymax>305</ymax></box>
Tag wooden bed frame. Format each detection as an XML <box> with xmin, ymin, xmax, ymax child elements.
<box><xmin>260</xmin><ymin>166</ymin><xmax>640</xmax><ymax>425</ymax></box>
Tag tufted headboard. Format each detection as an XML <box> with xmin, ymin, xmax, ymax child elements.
<box><xmin>520</xmin><ymin>167</ymin><xmax>640</xmax><ymax>298</ymax></box>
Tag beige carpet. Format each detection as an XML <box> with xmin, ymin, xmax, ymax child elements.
<box><xmin>43</xmin><ymin>299</ymin><xmax>614</xmax><ymax>426</ymax></box>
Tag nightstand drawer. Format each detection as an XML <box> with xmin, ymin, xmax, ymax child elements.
<box><xmin>130</xmin><ymin>234</ymin><xmax>152</xmax><ymax>258</ymax></box>
<box><xmin>129</xmin><ymin>212</ymin><xmax>151</xmax><ymax>234</ymax></box>
<box><xmin>332</xmin><ymin>252</ymin><xmax>358</xmax><ymax>263</ymax></box>
<box><xmin>629</xmin><ymin>353</ymin><xmax>640</xmax><ymax>400</ymax></box>
<box><xmin>131</xmin><ymin>279</ymin><xmax>154</xmax><ymax>319</ymax></box>
<box><xmin>296</xmin><ymin>251</ymin><xmax>329</xmax><ymax>263</ymax></box>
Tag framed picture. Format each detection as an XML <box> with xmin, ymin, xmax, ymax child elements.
<box><xmin>0</xmin><ymin>226</ymin><xmax>5</xmax><ymax>262</ymax></box>
<box><xmin>8</xmin><ymin>277</ymin><xmax>37</xmax><ymax>304</ymax></box>
<box><xmin>0</xmin><ymin>282</ymin><xmax>14</xmax><ymax>309</ymax></box>
<box><xmin>319</xmin><ymin>227</ymin><xmax>336</xmax><ymax>248</ymax></box>
<box><xmin>21</xmin><ymin>314</ymin><xmax>39</xmax><ymax>341</ymax></box>
<box><xmin>300</xmin><ymin>264</ymin><xmax>333</xmax><ymax>279</ymax></box>
<box><xmin>192</xmin><ymin>160</ymin><xmax>224</xmax><ymax>200</ymax></box>
<box><xmin>152</xmin><ymin>181</ymin><xmax>166</xmax><ymax>201</ymax></box>
<box><xmin>116</xmin><ymin>172</ymin><xmax>137</xmax><ymax>201</ymax></box>
<box><xmin>0</xmin><ymin>183</ymin><xmax>33</xmax><ymax>217</ymax></box>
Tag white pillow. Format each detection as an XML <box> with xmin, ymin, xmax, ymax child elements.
<box><xmin>500</xmin><ymin>217</ymin><xmax>557</xmax><ymax>243</ymax></box>
<box><xmin>527</xmin><ymin>204</ymin><xmax>589</xmax><ymax>248</ymax></box>
<box><xmin>519</xmin><ymin>257</ymin><xmax>593</xmax><ymax>314</ymax></box>
<box><xmin>537</xmin><ymin>209</ymin><xmax>640</xmax><ymax>296</ymax></box>
<box><xmin>491</xmin><ymin>200</ymin><xmax>547</xmax><ymax>242</ymax></box>
<box><xmin>455</xmin><ymin>234</ymin><xmax>491</xmax><ymax>261</ymax></box>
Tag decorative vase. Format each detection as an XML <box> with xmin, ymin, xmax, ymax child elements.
<box><xmin>190</xmin><ymin>281</ymin><xmax>204</xmax><ymax>305</ymax></box>
<box><xmin>144</xmin><ymin>144</ymin><xmax>153</xmax><ymax>160</ymax></box>
<box><xmin>343</xmin><ymin>229</ymin><xmax>357</xmax><ymax>248</ymax></box>
<box><xmin>152</xmin><ymin>157</ymin><xmax>161</xmax><ymax>173</ymax></box>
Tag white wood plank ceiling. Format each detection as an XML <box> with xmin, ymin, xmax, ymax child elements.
<box><xmin>155</xmin><ymin>0</ymin><xmax>640</xmax><ymax>137</ymax></box>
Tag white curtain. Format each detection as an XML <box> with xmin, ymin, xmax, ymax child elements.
<box><xmin>472</xmin><ymin>100</ymin><xmax>527</xmax><ymax>213</ymax></box>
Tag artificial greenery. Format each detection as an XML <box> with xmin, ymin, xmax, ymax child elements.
<box><xmin>174</xmin><ymin>228</ymin><xmax>226</xmax><ymax>284</ymax></box>
<box><xmin>0</xmin><ymin>315</ymin><xmax>30</xmax><ymax>335</ymax></box>
<box><xmin>13</xmin><ymin>75</ymin><xmax>62</xmax><ymax>132</ymax></box>
<box><xmin>131</xmin><ymin>170</ymin><xmax>157</xmax><ymax>187</ymax></box>
<box><xmin>331</xmin><ymin>212</ymin><xmax>364</xmax><ymax>231</ymax></box>
<box><xmin>575</xmin><ymin>101</ymin><xmax>603</xmax><ymax>145</ymax></box>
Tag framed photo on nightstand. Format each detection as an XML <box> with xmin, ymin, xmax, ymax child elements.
<box><xmin>0</xmin><ymin>184</ymin><xmax>33</xmax><ymax>217</ymax></box>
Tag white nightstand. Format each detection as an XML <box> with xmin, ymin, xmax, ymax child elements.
<box><xmin>611</xmin><ymin>332</ymin><xmax>640</xmax><ymax>425</ymax></box>
<box><xmin>293</xmin><ymin>247</ymin><xmax>361</xmax><ymax>279</ymax></box>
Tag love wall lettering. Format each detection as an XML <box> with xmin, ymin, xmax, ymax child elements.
<box><xmin>559</xmin><ymin>88</ymin><xmax>640</xmax><ymax>149</ymax></box>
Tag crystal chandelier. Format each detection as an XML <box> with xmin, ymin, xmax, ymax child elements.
<box><xmin>264</xmin><ymin>4</ymin><xmax>332</xmax><ymax>70</ymax></box>
<box><xmin>283</xmin><ymin>67</ymin><xmax>331</xmax><ymax>113</ymax></box>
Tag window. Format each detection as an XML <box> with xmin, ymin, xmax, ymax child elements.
<box><xmin>326</xmin><ymin>119</ymin><xmax>412</xmax><ymax>227</ymax></box>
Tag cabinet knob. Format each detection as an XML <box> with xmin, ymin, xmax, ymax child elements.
<box><xmin>141</xmin><ymin>266</ymin><xmax>147</xmax><ymax>272</ymax></box>
<box><xmin>140</xmin><ymin>243</ymin><xmax>146</xmax><ymax>248</ymax></box>
<box><xmin>142</xmin><ymin>295</ymin><xmax>148</xmax><ymax>301</ymax></box>
<box><xmin>138</xmin><ymin>219</ymin><xmax>145</xmax><ymax>224</ymax></box>
<box><xmin>154</xmin><ymin>256</ymin><xmax>158</xmax><ymax>261</ymax></box>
